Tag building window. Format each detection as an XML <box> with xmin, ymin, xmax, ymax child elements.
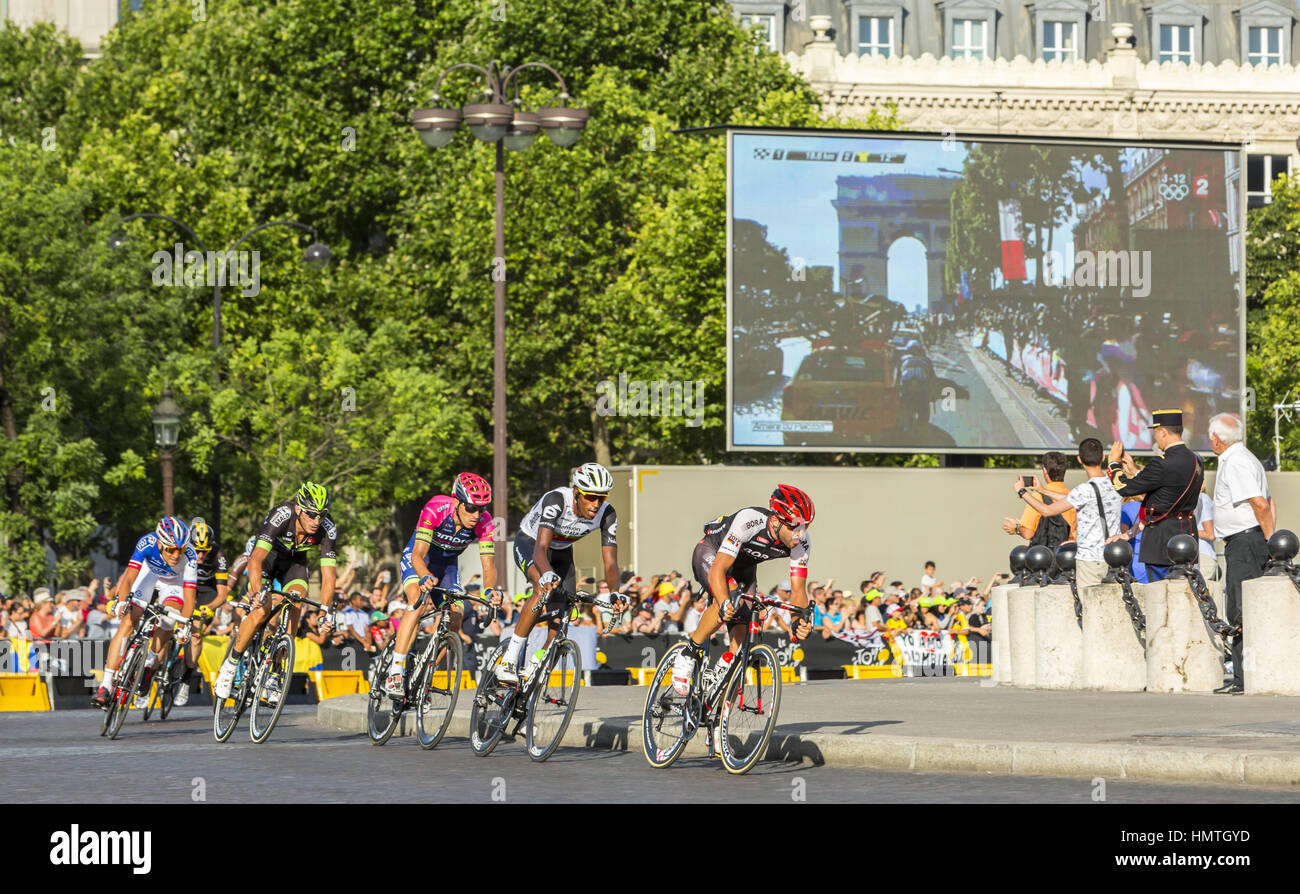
<box><xmin>1042</xmin><ymin>20</ymin><xmax>1079</xmax><ymax>61</ymax></box>
<box><xmin>1158</xmin><ymin>23</ymin><xmax>1193</xmax><ymax>62</ymax></box>
<box><xmin>858</xmin><ymin>15</ymin><xmax>895</xmax><ymax>56</ymax></box>
<box><xmin>952</xmin><ymin>19</ymin><xmax>988</xmax><ymax>58</ymax></box>
<box><xmin>739</xmin><ymin>12</ymin><xmax>778</xmax><ymax>51</ymax></box>
<box><xmin>1247</xmin><ymin>25</ymin><xmax>1283</xmax><ymax>65</ymax></box>
<box><xmin>1247</xmin><ymin>154</ymin><xmax>1291</xmax><ymax>207</ymax></box>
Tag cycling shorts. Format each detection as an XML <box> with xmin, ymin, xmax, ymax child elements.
<box><xmin>513</xmin><ymin>532</ymin><xmax>577</xmax><ymax>614</ymax></box>
<box><xmin>129</xmin><ymin>581</ymin><xmax>185</xmax><ymax>628</ymax></box>
<box><xmin>400</xmin><ymin>550</ymin><xmax>460</xmax><ymax>598</ymax></box>
<box><xmin>691</xmin><ymin>539</ymin><xmax>758</xmax><ymax>627</ymax></box>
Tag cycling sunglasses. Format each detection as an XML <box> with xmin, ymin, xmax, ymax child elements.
<box><xmin>576</xmin><ymin>489</ymin><xmax>607</xmax><ymax>504</ymax></box>
<box><xmin>299</xmin><ymin>508</ymin><xmax>324</xmax><ymax>520</ymax></box>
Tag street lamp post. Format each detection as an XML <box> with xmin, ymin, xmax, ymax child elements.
<box><xmin>111</xmin><ymin>215</ymin><xmax>331</xmax><ymax>534</ymax></box>
<box><xmin>412</xmin><ymin>61</ymin><xmax>588</xmax><ymax>574</ymax></box>
<box><xmin>152</xmin><ymin>388</ymin><xmax>182</xmax><ymax>517</ymax></box>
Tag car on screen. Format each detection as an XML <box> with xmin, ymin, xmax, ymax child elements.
<box><xmin>780</xmin><ymin>346</ymin><xmax>897</xmax><ymax>446</ymax></box>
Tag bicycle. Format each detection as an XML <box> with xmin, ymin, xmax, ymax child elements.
<box><xmin>367</xmin><ymin>587</ymin><xmax>498</xmax><ymax>749</ymax></box>
<box><xmin>470</xmin><ymin>587</ymin><xmax>615</xmax><ymax>761</ymax></box>
<box><xmin>142</xmin><ymin>634</ymin><xmax>186</xmax><ymax>722</ymax></box>
<box><xmin>212</xmin><ymin>588</ymin><xmax>322</xmax><ymax>744</ymax></box>
<box><xmin>99</xmin><ymin>601</ymin><xmax>186</xmax><ymax>740</ymax></box>
<box><xmin>641</xmin><ymin>590</ymin><xmax>811</xmax><ymax>775</ymax></box>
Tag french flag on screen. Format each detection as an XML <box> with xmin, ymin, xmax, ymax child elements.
<box><xmin>998</xmin><ymin>199</ymin><xmax>1027</xmax><ymax>281</ymax></box>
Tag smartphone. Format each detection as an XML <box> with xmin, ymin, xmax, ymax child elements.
<box><xmin>1021</xmin><ymin>476</ymin><xmax>1034</xmax><ymax>487</ymax></box>
<box><xmin>381</xmin><ymin>570</ymin><xmax>391</xmax><ymax>583</ymax></box>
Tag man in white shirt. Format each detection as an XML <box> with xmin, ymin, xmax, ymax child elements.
<box><xmin>1208</xmin><ymin>413</ymin><xmax>1275</xmax><ymax>694</ymax></box>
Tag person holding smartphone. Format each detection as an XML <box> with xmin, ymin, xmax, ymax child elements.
<box><xmin>1001</xmin><ymin>451</ymin><xmax>1076</xmax><ymax>548</ymax></box>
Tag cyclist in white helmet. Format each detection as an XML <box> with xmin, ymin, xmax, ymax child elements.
<box><xmin>495</xmin><ymin>462</ymin><xmax>631</xmax><ymax>683</ymax></box>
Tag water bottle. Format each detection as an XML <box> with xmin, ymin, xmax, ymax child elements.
<box><xmin>713</xmin><ymin>651</ymin><xmax>735</xmax><ymax>683</ymax></box>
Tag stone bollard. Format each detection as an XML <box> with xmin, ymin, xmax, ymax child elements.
<box><xmin>1033</xmin><ymin>584</ymin><xmax>1084</xmax><ymax>689</ymax></box>
<box><xmin>1007</xmin><ymin>586</ymin><xmax>1037</xmax><ymax>687</ymax></box>
<box><xmin>1144</xmin><ymin>579</ymin><xmax>1224</xmax><ymax>692</ymax></box>
<box><xmin>1242</xmin><ymin>576</ymin><xmax>1300</xmax><ymax>695</ymax></box>
<box><xmin>989</xmin><ymin>583</ymin><xmax>1015</xmax><ymax>684</ymax></box>
<box><xmin>1080</xmin><ymin>582</ymin><xmax>1146</xmax><ymax>691</ymax></box>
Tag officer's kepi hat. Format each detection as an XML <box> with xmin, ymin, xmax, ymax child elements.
<box><xmin>1148</xmin><ymin>409</ymin><xmax>1182</xmax><ymax>428</ymax></box>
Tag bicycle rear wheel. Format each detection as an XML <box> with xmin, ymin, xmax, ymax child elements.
<box><xmin>642</xmin><ymin>643</ymin><xmax>697</xmax><ymax>769</ymax></box>
<box><xmin>250</xmin><ymin>635</ymin><xmax>294</xmax><ymax>743</ymax></box>
<box><xmin>107</xmin><ymin>644</ymin><xmax>147</xmax><ymax>741</ymax></box>
<box><xmin>159</xmin><ymin>653</ymin><xmax>185</xmax><ymax>720</ymax></box>
<box><xmin>525</xmin><ymin>639</ymin><xmax>581</xmax><ymax>762</ymax></box>
<box><xmin>415</xmin><ymin>633</ymin><xmax>462</xmax><ymax>750</ymax></box>
<box><xmin>213</xmin><ymin>635</ymin><xmax>249</xmax><ymax>742</ymax></box>
<box><xmin>469</xmin><ymin>642</ymin><xmax>512</xmax><ymax>756</ymax></box>
<box><xmin>367</xmin><ymin>639</ymin><xmax>399</xmax><ymax>745</ymax></box>
<box><xmin>718</xmin><ymin>643</ymin><xmax>781</xmax><ymax>775</ymax></box>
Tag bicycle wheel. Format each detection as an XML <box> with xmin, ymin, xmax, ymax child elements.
<box><xmin>159</xmin><ymin>653</ymin><xmax>185</xmax><ymax>721</ymax></box>
<box><xmin>107</xmin><ymin>644</ymin><xmax>148</xmax><ymax>741</ymax></box>
<box><xmin>469</xmin><ymin>641</ymin><xmax>512</xmax><ymax>756</ymax></box>
<box><xmin>642</xmin><ymin>643</ymin><xmax>698</xmax><ymax>769</ymax></box>
<box><xmin>367</xmin><ymin>639</ymin><xmax>399</xmax><ymax>745</ymax></box>
<box><xmin>415</xmin><ymin>633</ymin><xmax>462</xmax><ymax>750</ymax></box>
<box><xmin>718</xmin><ymin>643</ymin><xmax>781</xmax><ymax>775</ymax></box>
<box><xmin>250</xmin><ymin>635</ymin><xmax>294</xmax><ymax>744</ymax></box>
<box><xmin>525</xmin><ymin>639</ymin><xmax>581</xmax><ymax>762</ymax></box>
<box><xmin>213</xmin><ymin>635</ymin><xmax>249</xmax><ymax>742</ymax></box>
<box><xmin>142</xmin><ymin>666</ymin><xmax>158</xmax><ymax>722</ymax></box>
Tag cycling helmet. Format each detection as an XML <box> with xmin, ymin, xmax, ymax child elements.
<box><xmin>155</xmin><ymin>516</ymin><xmax>191</xmax><ymax>549</ymax></box>
<box><xmin>769</xmin><ymin>484</ymin><xmax>815</xmax><ymax>525</ymax></box>
<box><xmin>571</xmin><ymin>462</ymin><xmax>614</xmax><ymax>494</ymax></box>
<box><xmin>295</xmin><ymin>481</ymin><xmax>330</xmax><ymax>512</ymax></box>
<box><xmin>189</xmin><ymin>517</ymin><xmax>213</xmax><ymax>551</ymax></box>
<box><xmin>453</xmin><ymin>472</ymin><xmax>493</xmax><ymax>508</ymax></box>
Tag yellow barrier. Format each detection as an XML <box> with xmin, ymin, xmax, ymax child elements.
<box><xmin>546</xmin><ymin>669</ymin><xmax>582</xmax><ymax>687</ymax></box>
<box><xmin>953</xmin><ymin>663</ymin><xmax>992</xmax><ymax>677</ymax></box>
<box><xmin>842</xmin><ymin>664</ymin><xmax>904</xmax><ymax>679</ymax></box>
<box><xmin>626</xmin><ymin>667</ymin><xmax>657</xmax><ymax>686</ymax></box>
<box><xmin>743</xmin><ymin>665</ymin><xmax>799</xmax><ymax>684</ymax></box>
<box><xmin>0</xmin><ymin>673</ymin><xmax>51</xmax><ymax>711</ymax></box>
<box><xmin>428</xmin><ymin>670</ymin><xmax>477</xmax><ymax>690</ymax></box>
<box><xmin>311</xmin><ymin>671</ymin><xmax>368</xmax><ymax>699</ymax></box>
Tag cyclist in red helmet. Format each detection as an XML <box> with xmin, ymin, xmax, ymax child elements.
<box><xmin>671</xmin><ymin>485</ymin><xmax>815</xmax><ymax>696</ymax></box>
<box><xmin>383</xmin><ymin>473</ymin><xmax>502</xmax><ymax>697</ymax></box>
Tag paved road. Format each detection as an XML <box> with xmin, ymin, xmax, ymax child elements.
<box><xmin>5</xmin><ymin>707</ymin><xmax>1300</xmax><ymax>803</ymax></box>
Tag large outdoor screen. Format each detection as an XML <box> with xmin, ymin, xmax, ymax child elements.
<box><xmin>727</xmin><ymin>129</ymin><xmax>1245</xmax><ymax>454</ymax></box>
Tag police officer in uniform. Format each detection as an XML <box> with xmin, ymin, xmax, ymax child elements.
<box><xmin>1106</xmin><ymin>409</ymin><xmax>1204</xmax><ymax>581</ymax></box>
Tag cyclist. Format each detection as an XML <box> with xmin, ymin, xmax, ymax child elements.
<box><xmin>213</xmin><ymin>482</ymin><xmax>338</xmax><ymax>700</ymax></box>
<box><xmin>170</xmin><ymin>518</ymin><xmax>229</xmax><ymax>707</ymax></box>
<box><xmin>671</xmin><ymin>485</ymin><xmax>816</xmax><ymax>696</ymax></box>
<box><xmin>90</xmin><ymin>517</ymin><xmax>198</xmax><ymax>709</ymax></box>
<box><xmin>495</xmin><ymin>462</ymin><xmax>630</xmax><ymax>684</ymax></box>
<box><xmin>383</xmin><ymin>472</ymin><xmax>503</xmax><ymax>697</ymax></box>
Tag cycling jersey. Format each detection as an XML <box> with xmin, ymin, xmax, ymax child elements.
<box><xmin>126</xmin><ymin>533</ymin><xmax>198</xmax><ymax>611</ymax></box>
<box><xmin>700</xmin><ymin>507</ymin><xmax>809</xmax><ymax>580</ymax></box>
<box><xmin>405</xmin><ymin>495</ymin><xmax>495</xmax><ymax>561</ymax></box>
<box><xmin>194</xmin><ymin>548</ymin><xmax>228</xmax><ymax>588</ymax></box>
<box><xmin>253</xmin><ymin>501</ymin><xmax>339</xmax><ymax>567</ymax></box>
<box><xmin>517</xmin><ymin>487</ymin><xmax>617</xmax><ymax>550</ymax></box>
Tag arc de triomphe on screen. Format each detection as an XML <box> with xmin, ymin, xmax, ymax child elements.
<box><xmin>833</xmin><ymin>174</ymin><xmax>956</xmax><ymax>311</ymax></box>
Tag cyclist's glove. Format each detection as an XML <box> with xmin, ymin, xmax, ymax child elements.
<box><xmin>175</xmin><ymin>621</ymin><xmax>192</xmax><ymax>641</ymax></box>
<box><xmin>538</xmin><ymin>571</ymin><xmax>561</xmax><ymax>589</ymax></box>
<box><xmin>113</xmin><ymin>599</ymin><xmax>131</xmax><ymax>618</ymax></box>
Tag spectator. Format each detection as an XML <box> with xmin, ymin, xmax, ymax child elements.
<box><xmin>301</xmin><ymin>609</ymin><xmax>331</xmax><ymax>645</ymax></box>
<box><xmin>1119</xmin><ymin>502</ymin><xmax>1149</xmax><ymax>583</ymax></box>
<box><xmin>1194</xmin><ymin>483</ymin><xmax>1219</xmax><ymax>581</ymax></box>
<box><xmin>1002</xmin><ymin>451</ymin><xmax>1076</xmax><ymax>549</ymax></box>
<box><xmin>84</xmin><ymin>596</ymin><xmax>114</xmax><ymax>639</ymax></box>
<box><xmin>651</xmin><ymin>581</ymin><xmax>688</xmax><ymax>634</ymax></box>
<box><xmin>55</xmin><ymin>589</ymin><xmax>87</xmax><ymax>638</ymax></box>
<box><xmin>210</xmin><ymin>602</ymin><xmax>237</xmax><ymax>637</ymax></box>
<box><xmin>369</xmin><ymin>611</ymin><xmax>390</xmax><ymax>649</ymax></box>
<box><xmin>631</xmin><ymin>599</ymin><xmax>658</xmax><ymax>634</ymax></box>
<box><xmin>818</xmin><ymin>593</ymin><xmax>845</xmax><ymax>640</ymax></box>
<box><xmin>29</xmin><ymin>590</ymin><xmax>57</xmax><ymax>641</ymax></box>
<box><xmin>341</xmin><ymin>591</ymin><xmax>375</xmax><ymax>652</ymax></box>
<box><xmin>863</xmin><ymin>589</ymin><xmax>887</xmax><ymax>638</ymax></box>
<box><xmin>763</xmin><ymin>581</ymin><xmax>795</xmax><ymax>636</ymax></box>
<box><xmin>682</xmin><ymin>591</ymin><xmax>708</xmax><ymax>636</ymax></box>
<box><xmin>965</xmin><ymin>597</ymin><xmax>992</xmax><ymax>663</ymax></box>
<box><xmin>1016</xmin><ymin>438</ymin><xmax>1121</xmax><ymax>590</ymax></box>
<box><xmin>1209</xmin><ymin>412</ymin><xmax>1274</xmax><ymax>694</ymax></box>
<box><xmin>4</xmin><ymin>602</ymin><xmax>29</xmax><ymax>638</ymax></box>
<box><xmin>920</xmin><ymin>562</ymin><xmax>937</xmax><ymax>588</ymax></box>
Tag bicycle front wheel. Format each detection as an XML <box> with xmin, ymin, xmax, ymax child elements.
<box><xmin>415</xmin><ymin>633</ymin><xmax>462</xmax><ymax>750</ymax></box>
<box><xmin>250</xmin><ymin>636</ymin><xmax>295</xmax><ymax>744</ymax></box>
<box><xmin>469</xmin><ymin>641</ymin><xmax>512</xmax><ymax>756</ymax></box>
<box><xmin>213</xmin><ymin>636</ymin><xmax>248</xmax><ymax>743</ymax></box>
<box><xmin>158</xmin><ymin>654</ymin><xmax>185</xmax><ymax>720</ymax></box>
<box><xmin>642</xmin><ymin>643</ymin><xmax>697</xmax><ymax>769</ymax></box>
<box><xmin>106</xmin><ymin>644</ymin><xmax>146</xmax><ymax>740</ymax></box>
<box><xmin>718</xmin><ymin>643</ymin><xmax>782</xmax><ymax>775</ymax></box>
<box><xmin>367</xmin><ymin>639</ymin><xmax>399</xmax><ymax>745</ymax></box>
<box><xmin>525</xmin><ymin>639</ymin><xmax>581</xmax><ymax>762</ymax></box>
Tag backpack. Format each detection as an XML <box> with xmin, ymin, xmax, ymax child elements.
<box><xmin>1028</xmin><ymin>494</ymin><xmax>1070</xmax><ymax>550</ymax></box>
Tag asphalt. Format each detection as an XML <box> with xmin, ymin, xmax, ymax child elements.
<box><xmin>319</xmin><ymin>675</ymin><xmax>1300</xmax><ymax>787</ymax></box>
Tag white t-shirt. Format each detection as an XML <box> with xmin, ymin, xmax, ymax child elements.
<box><xmin>55</xmin><ymin>606</ymin><xmax>82</xmax><ymax>633</ymax></box>
<box><xmin>865</xmin><ymin>604</ymin><xmax>884</xmax><ymax>629</ymax></box>
<box><xmin>1194</xmin><ymin>493</ymin><xmax>1217</xmax><ymax>561</ymax></box>
<box><xmin>1066</xmin><ymin>476</ymin><xmax>1123</xmax><ymax>564</ymax></box>
<box><xmin>1213</xmin><ymin>441</ymin><xmax>1269</xmax><ymax>538</ymax></box>
<box><xmin>920</xmin><ymin>573</ymin><xmax>936</xmax><ymax>588</ymax></box>
<box><xmin>653</xmin><ymin>599</ymin><xmax>680</xmax><ymax>633</ymax></box>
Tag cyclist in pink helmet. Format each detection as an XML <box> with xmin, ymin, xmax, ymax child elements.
<box><xmin>383</xmin><ymin>473</ymin><xmax>502</xmax><ymax>697</ymax></box>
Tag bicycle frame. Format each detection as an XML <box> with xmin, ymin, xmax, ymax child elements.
<box><xmin>398</xmin><ymin>587</ymin><xmax>497</xmax><ymax>707</ymax></box>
